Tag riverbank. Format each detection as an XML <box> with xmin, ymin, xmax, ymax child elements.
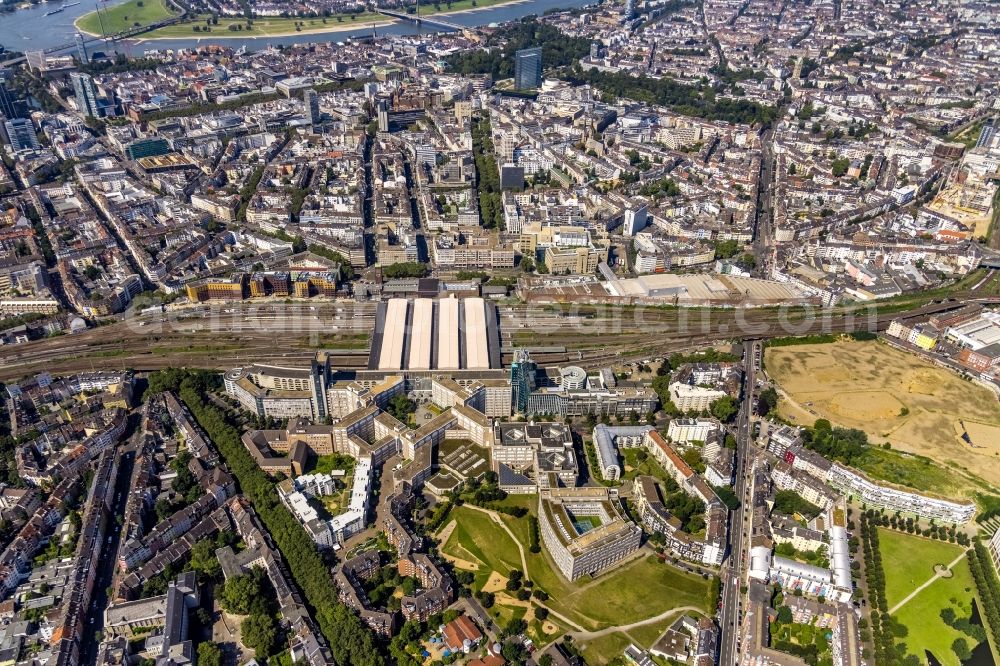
<box><xmin>433</xmin><ymin>0</ymin><xmax>532</xmax><ymax>17</ymax></box>
<box><xmin>74</xmin><ymin>0</ymin><xmax>178</xmax><ymax>36</ymax></box>
<box><xmin>137</xmin><ymin>14</ymin><xmax>390</xmax><ymax>40</ymax></box>
<box><xmin>76</xmin><ymin>0</ymin><xmax>528</xmax><ymax>41</ymax></box>
<box><xmin>6</xmin><ymin>0</ymin><xmax>588</xmax><ymax>52</ymax></box>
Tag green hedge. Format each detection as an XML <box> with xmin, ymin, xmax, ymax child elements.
<box><xmin>859</xmin><ymin>514</ymin><xmax>893</xmax><ymax>664</ymax></box>
<box><xmin>527</xmin><ymin>516</ymin><xmax>540</xmax><ymax>554</ymax></box>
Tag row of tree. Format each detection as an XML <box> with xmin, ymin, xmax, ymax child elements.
<box><xmin>765</xmin><ymin>331</ymin><xmax>877</xmax><ymax>348</ymax></box>
<box><xmin>424</xmin><ymin>499</ymin><xmax>453</xmax><ymax>533</ymax></box>
<box><xmin>968</xmin><ymin>541</ymin><xmax>1000</xmax><ymax>653</ymax></box>
<box><xmin>859</xmin><ymin>513</ymin><xmax>919</xmax><ymax>665</ymax></box>
<box><xmin>859</xmin><ymin>513</ymin><xmax>891</xmax><ymax>664</ymax></box>
<box><xmin>450</xmin><ymin>475</ymin><xmax>529</xmax><ymax>518</ymax></box>
<box><xmin>308</xmin><ymin>244</ymin><xmax>355</xmax><ymax>280</ymax></box>
<box><xmin>148</xmin><ymin>369</ymin><xmax>381</xmax><ymax>665</ymax></box>
<box><xmin>471</xmin><ymin>114</ymin><xmax>503</xmax><ymax>229</ymax></box>
<box><xmin>382</xmin><ymin>262</ymin><xmax>429</xmax><ymax>279</ymax></box>
<box><xmin>0</xmin><ymin>387</ymin><xmax>26</xmax><ymax>488</ymax></box>
<box><xmin>655</xmin><ymin>349</ymin><xmax>740</xmax><ymax>375</ymax></box>
<box><xmin>865</xmin><ymin>509</ymin><xmax>968</xmax><ymax>545</ymax></box>
<box><xmin>527</xmin><ymin>515</ymin><xmax>541</xmax><ymax>553</ymax></box>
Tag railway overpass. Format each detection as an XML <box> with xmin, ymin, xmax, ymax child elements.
<box><xmin>980</xmin><ymin>249</ymin><xmax>1000</xmax><ymax>269</ymax></box>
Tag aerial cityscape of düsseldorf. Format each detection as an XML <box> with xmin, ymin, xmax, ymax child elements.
<box><xmin>0</xmin><ymin>0</ymin><xmax>998</xmax><ymax>664</ymax></box>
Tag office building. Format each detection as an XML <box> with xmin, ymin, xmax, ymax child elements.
<box><xmin>0</xmin><ymin>69</ymin><xmax>17</xmax><ymax>120</ymax></box>
<box><xmin>514</xmin><ymin>47</ymin><xmax>543</xmax><ymax>90</ymax></box>
<box><xmin>624</xmin><ymin>204</ymin><xmax>649</xmax><ymax>236</ymax></box>
<box><xmin>493</xmin><ymin>422</ymin><xmax>578</xmax><ymax>491</ymax></box>
<box><xmin>974</xmin><ymin>121</ymin><xmax>995</xmax><ymax>150</ymax></box>
<box><xmin>591</xmin><ymin>424</ymin><xmax>654</xmax><ymax>480</ymax></box>
<box><xmin>538</xmin><ymin>486</ymin><xmax>642</xmax><ymax>581</ymax></box>
<box><xmin>377</xmin><ymin>100</ymin><xmax>389</xmax><ymax>133</ymax></box>
<box><xmin>304</xmin><ymin>88</ymin><xmax>320</xmax><ymax>125</ymax></box>
<box><xmin>545</xmin><ymin>244</ymin><xmax>607</xmax><ymax>275</ymax></box>
<box><xmin>124</xmin><ymin>137</ymin><xmax>170</xmax><ymax>161</ymax></box>
<box><xmin>71</xmin><ymin>72</ymin><xmax>101</xmax><ymax>118</ymax></box>
<box><xmin>75</xmin><ymin>32</ymin><xmax>88</xmax><ymax>63</ymax></box>
<box><xmin>525</xmin><ymin>374</ymin><xmax>657</xmax><ymax>418</ymax></box>
<box><xmin>499</xmin><ymin>163</ymin><xmax>526</xmax><ymax>190</ymax></box>
<box><xmin>510</xmin><ymin>349</ymin><xmax>537</xmax><ymax>414</ymax></box>
<box><xmin>668</xmin><ymin>382</ymin><xmax>727</xmax><ymax>411</ymax></box>
<box><xmin>185</xmin><ymin>275</ymin><xmax>248</xmax><ymax>302</ymax></box>
<box><xmin>4</xmin><ymin>118</ymin><xmax>39</xmax><ymax>153</ymax></box>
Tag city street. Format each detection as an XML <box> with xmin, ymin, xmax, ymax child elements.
<box><xmin>719</xmin><ymin>339</ymin><xmax>760</xmax><ymax>665</ymax></box>
<box><xmin>79</xmin><ymin>429</ymin><xmax>139</xmax><ymax>664</ymax></box>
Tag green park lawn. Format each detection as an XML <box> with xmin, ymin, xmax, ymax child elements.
<box><xmin>441</xmin><ymin>494</ymin><xmax>712</xmax><ymax>634</ymax></box>
<box><xmin>440</xmin><ymin>505</ymin><xmax>523</xmax><ymax>586</ymax></box>
<box><xmin>577</xmin><ymin>611</ymin><xmax>705</xmax><ymax>665</ymax></box>
<box><xmin>878</xmin><ymin>528</ymin><xmax>965</xmax><ymax>608</ymax></box>
<box><xmin>139</xmin><ymin>12</ymin><xmax>383</xmax><ymax>38</ymax></box>
<box><xmin>578</xmin><ymin>632</ymin><xmax>634</xmax><ymax>666</ymax></box>
<box><xmin>77</xmin><ymin>0</ymin><xmax>521</xmax><ymax>41</ymax></box>
<box><xmin>622</xmin><ymin>447</ymin><xmax>672</xmax><ymax>482</ymax></box>
<box><xmin>76</xmin><ymin>0</ymin><xmax>177</xmax><ymax>35</ymax></box>
<box><xmin>626</xmin><ymin>615</ymin><xmax>681</xmax><ymax>649</ymax></box>
<box><xmin>559</xmin><ymin>555</ymin><xmax>712</xmax><ymax>626</ymax></box>
<box><xmin>879</xmin><ymin>529</ymin><xmax>985</xmax><ymax>665</ymax></box>
<box><xmin>311</xmin><ymin>452</ymin><xmax>355</xmax><ymax>476</ymax></box>
<box><xmin>893</xmin><ymin>558</ymin><xmax>978</xmax><ymax>666</ymax></box>
<box><xmin>488</xmin><ymin>602</ymin><xmax>527</xmax><ymax>628</ymax></box>
<box><xmin>419</xmin><ymin>0</ymin><xmax>518</xmax><ymax>13</ymax></box>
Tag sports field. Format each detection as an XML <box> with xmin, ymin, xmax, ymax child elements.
<box><xmin>766</xmin><ymin>340</ymin><xmax>1000</xmax><ymax>490</ymax></box>
<box><xmin>76</xmin><ymin>0</ymin><xmax>177</xmax><ymax>36</ymax></box>
<box><xmin>879</xmin><ymin>529</ymin><xmax>985</xmax><ymax>666</ymax></box>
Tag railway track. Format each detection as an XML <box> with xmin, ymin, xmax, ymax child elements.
<box><xmin>0</xmin><ymin>294</ymin><xmax>983</xmax><ymax>382</ymax></box>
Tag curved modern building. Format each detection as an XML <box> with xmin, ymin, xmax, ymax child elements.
<box><xmin>559</xmin><ymin>366</ymin><xmax>587</xmax><ymax>390</ymax></box>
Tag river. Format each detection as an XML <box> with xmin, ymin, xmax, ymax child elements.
<box><xmin>0</xmin><ymin>0</ymin><xmax>590</xmax><ymax>53</ymax></box>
